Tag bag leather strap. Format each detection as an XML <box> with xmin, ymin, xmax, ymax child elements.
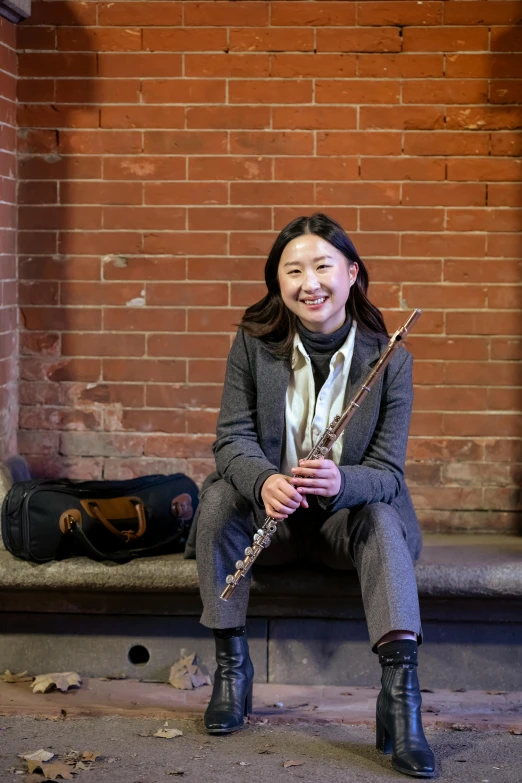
<box><xmin>69</xmin><ymin>520</ymin><xmax>185</xmax><ymax>562</ymax></box>
<box><xmin>83</xmin><ymin>498</ymin><xmax>147</xmax><ymax>541</ymax></box>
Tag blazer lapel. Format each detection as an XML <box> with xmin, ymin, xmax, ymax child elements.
<box><xmin>257</xmin><ymin>347</ymin><xmax>290</xmax><ymax>470</ymax></box>
<box><xmin>341</xmin><ymin>331</ymin><xmax>383</xmax><ymax>465</ymax></box>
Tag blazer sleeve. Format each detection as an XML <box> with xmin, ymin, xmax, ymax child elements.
<box><xmin>212</xmin><ymin>328</ymin><xmax>279</xmax><ymax>506</ymax></box>
<box><xmin>319</xmin><ymin>349</ymin><xmax>414</xmax><ymax>512</ymax></box>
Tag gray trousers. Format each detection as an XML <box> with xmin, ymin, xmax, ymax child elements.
<box><xmin>196</xmin><ymin>479</ymin><xmax>423</xmax><ymax>653</ymax></box>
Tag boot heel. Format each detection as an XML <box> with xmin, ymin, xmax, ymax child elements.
<box><xmin>376</xmin><ymin>714</ymin><xmax>392</xmax><ymax>754</ymax></box>
<box><xmin>244</xmin><ymin>683</ymin><xmax>253</xmax><ymax>717</ymax></box>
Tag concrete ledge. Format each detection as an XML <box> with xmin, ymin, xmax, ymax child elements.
<box><xmin>0</xmin><ymin>534</ymin><xmax>521</xmax><ymax>598</ymax></box>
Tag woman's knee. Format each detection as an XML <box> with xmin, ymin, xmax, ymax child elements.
<box><xmin>350</xmin><ymin>501</ymin><xmax>407</xmax><ymax>543</ymax></box>
<box><xmin>196</xmin><ymin>479</ymin><xmax>253</xmax><ymax>536</ymax></box>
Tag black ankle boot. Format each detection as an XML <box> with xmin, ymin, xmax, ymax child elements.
<box><xmin>204</xmin><ymin>630</ymin><xmax>254</xmax><ymax>735</ymax></box>
<box><xmin>376</xmin><ymin>640</ymin><xmax>435</xmax><ymax>778</ymax></box>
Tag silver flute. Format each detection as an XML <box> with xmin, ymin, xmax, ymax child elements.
<box><xmin>220</xmin><ymin>308</ymin><xmax>422</xmax><ymax>602</ymax></box>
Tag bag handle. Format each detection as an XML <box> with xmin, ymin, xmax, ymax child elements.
<box><xmin>84</xmin><ymin>498</ymin><xmax>147</xmax><ymax>541</ymax></box>
<box><xmin>64</xmin><ymin>517</ymin><xmax>186</xmax><ymax>562</ymax></box>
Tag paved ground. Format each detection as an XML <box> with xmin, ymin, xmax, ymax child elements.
<box><xmin>2</xmin><ymin>715</ymin><xmax>522</xmax><ymax>783</ymax></box>
<box><xmin>0</xmin><ymin>679</ymin><xmax>521</xmax><ymax>782</ymax></box>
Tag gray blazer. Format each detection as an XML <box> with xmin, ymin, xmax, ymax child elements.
<box><xmin>186</xmin><ymin>325</ymin><xmax>422</xmax><ymax>560</ymax></box>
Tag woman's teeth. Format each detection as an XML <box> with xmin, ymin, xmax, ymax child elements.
<box><xmin>303</xmin><ymin>297</ymin><xmax>327</xmax><ymax>305</ymax></box>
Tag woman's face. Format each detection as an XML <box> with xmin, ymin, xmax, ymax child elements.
<box><xmin>277</xmin><ymin>234</ymin><xmax>358</xmax><ymax>334</ymax></box>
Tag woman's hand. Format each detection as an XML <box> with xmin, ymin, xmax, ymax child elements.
<box><xmin>261</xmin><ymin>473</ymin><xmax>309</xmax><ymax>520</ymax></box>
<box><xmin>290</xmin><ymin>458</ymin><xmax>342</xmax><ymax>498</ymax></box>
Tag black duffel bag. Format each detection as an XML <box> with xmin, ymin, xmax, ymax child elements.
<box><xmin>1</xmin><ymin>473</ymin><xmax>199</xmax><ymax>563</ymax></box>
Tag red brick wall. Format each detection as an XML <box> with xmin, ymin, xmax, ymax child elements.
<box><xmin>0</xmin><ymin>16</ymin><xmax>17</xmax><ymax>459</ymax></box>
<box><xmin>15</xmin><ymin>1</ymin><xmax>522</xmax><ymax>532</ymax></box>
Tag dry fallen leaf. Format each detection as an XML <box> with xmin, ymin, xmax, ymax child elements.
<box><xmin>19</xmin><ymin>751</ymin><xmax>55</xmax><ymax>763</ymax></box>
<box><xmin>32</xmin><ymin>673</ymin><xmax>82</xmax><ymax>694</ymax></box>
<box><xmin>154</xmin><ymin>728</ymin><xmax>183</xmax><ymax>739</ymax></box>
<box><xmin>81</xmin><ymin>751</ymin><xmax>100</xmax><ymax>762</ymax></box>
<box><xmin>283</xmin><ymin>760</ymin><xmax>304</xmax><ymax>768</ymax></box>
<box><xmin>450</xmin><ymin>723</ymin><xmax>472</xmax><ymax>732</ymax></box>
<box><xmin>168</xmin><ymin>770</ymin><xmax>185</xmax><ymax>776</ymax></box>
<box><xmin>40</xmin><ymin>762</ymin><xmax>75</xmax><ymax>780</ymax></box>
<box><xmin>1</xmin><ymin>670</ymin><xmax>34</xmax><ymax>683</ymax></box>
<box><xmin>510</xmin><ymin>728</ymin><xmax>522</xmax><ymax>735</ymax></box>
<box><xmin>169</xmin><ymin>652</ymin><xmax>211</xmax><ymax>690</ymax></box>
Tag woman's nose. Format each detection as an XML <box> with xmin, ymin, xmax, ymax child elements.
<box><xmin>303</xmin><ymin>272</ymin><xmax>320</xmax><ymax>291</ymax></box>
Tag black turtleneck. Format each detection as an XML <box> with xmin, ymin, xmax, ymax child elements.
<box><xmin>296</xmin><ymin>315</ymin><xmax>352</xmax><ymax>400</ymax></box>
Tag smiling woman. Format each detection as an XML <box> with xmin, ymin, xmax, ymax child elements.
<box><xmin>190</xmin><ymin>212</ymin><xmax>435</xmax><ymax>778</ymax></box>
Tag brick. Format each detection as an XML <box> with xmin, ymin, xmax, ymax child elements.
<box><xmin>185</xmin><ymin>2</ymin><xmax>268</xmax><ymax>27</ymax></box>
<box><xmin>230</xmin><ymin>28</ymin><xmax>313</xmax><ymax>52</ymax></box>
<box><xmin>403</xmin><ymin>183</ymin><xmax>486</xmax><ymax>207</ymax></box>
<box><xmin>61</xmin><ymin>333</ymin><xmax>145</xmax><ymax>357</ymax></box>
<box><xmin>186</xmin><ymin>106</ymin><xmax>270</xmax><ymax>130</ymax></box>
<box><xmin>488</xmin><ymin>388</ymin><xmax>522</xmax><ymax>412</ymax></box>
<box><xmin>491</xmin><ymin>132</ymin><xmax>522</xmax><ymax>157</ymax></box>
<box><xmin>60</xmin><ymin>431</ymin><xmax>145</xmax><ymax>457</ymax></box>
<box><xmin>486</xmin><ymin>440</ymin><xmax>522</xmax><ymax>463</ymax></box>
<box><xmin>99</xmin><ymin>2</ymin><xmax>182</xmax><ymax>26</ymax></box>
<box><xmin>103</xmin><ymin>307</ymin><xmax>186</xmax><ymax>332</ymax></box>
<box><xmin>402</xmin><ymin>283</ymin><xmax>487</xmax><ymax>309</ymax></box>
<box><xmin>273</xmin><ymin>106</ymin><xmax>356</xmax><ymax>130</ymax></box>
<box><xmin>145</xmin><ymin>182</ymin><xmax>227</xmax><ymax>206</ymax></box>
<box><xmin>22</xmin><ymin>306</ymin><xmax>101</xmax><ymax>331</ymax></box>
<box><xmin>18</xmin><ymin>429</ymin><xmax>60</xmax><ymax>455</ymax></box>
<box><xmin>448</xmin><ymin>158</ymin><xmax>522</xmax><ymax>182</ymax></box>
<box><xmin>58</xmin><ymin>231</ymin><xmax>142</xmax><ymax>256</ymax></box>
<box><xmin>19</xmin><ymin>156</ymin><xmax>102</xmax><ymax>181</ymax></box>
<box><xmin>55</xmin><ymin>79</ymin><xmax>141</xmax><ymax>104</ymax></box>
<box><xmin>402</xmin><ymin>233</ymin><xmax>486</xmax><ymax>258</ymax></box>
<box><xmin>103</xmin><ymin>156</ymin><xmax>186</xmax><ymax>181</ymax></box>
<box><xmin>444</xmin><ymin>413</ymin><xmax>522</xmax><ymax>438</ymax></box>
<box><xmin>229</xmin><ymin>232</ymin><xmax>276</xmax><ymax>257</ymax></box>
<box><xmin>188</xmin><ymin>359</ymin><xmax>226</xmax><ymax>384</ymax></box>
<box><xmin>19</xmin><ymin>254</ymin><xmax>100</xmax><ymax>282</ymax></box>
<box><xmin>146</xmin><ymin>384</ymin><xmax>223</xmax><ymax>409</ymax></box>
<box><xmin>316</xmin><ymin>79</ymin><xmax>399</xmax><ymax>104</ymax></box>
<box><xmin>317</xmin><ymin>183</ymin><xmax>400</xmax><ymax>206</ymax></box>
<box><xmin>98</xmin><ymin>53</ymin><xmax>182</xmax><ymax>78</ymax></box>
<box><xmin>19</xmin><ymin>406</ymin><xmax>102</xmax><ymax>431</ymax></box>
<box><xmin>27</xmin><ymin>2</ymin><xmax>97</xmax><ymax>26</ymax></box>
<box><xmin>101</xmin><ymin>106</ymin><xmax>184</xmax><ymax>130</ymax></box>
<box><xmin>358</xmin><ymin>53</ymin><xmax>443</xmax><ymax>78</ymax></box>
<box><xmin>188</xmin><ymin>208</ymin><xmax>270</xmax><ymax>231</ymax></box>
<box><xmin>25</xmin><ymin>456</ymin><xmax>103</xmax><ymax>480</ymax></box>
<box><xmin>20</xmin><ymin>357</ymin><xmax>101</xmax><ymax>383</ymax></box>
<box><xmin>407</xmin><ymin>438</ymin><xmax>483</xmax><ymax>462</ymax></box>
<box><xmin>60</xmin><ymin>281</ymin><xmax>145</xmax><ymax>307</ymax></box>
<box><xmin>490</xmin><ymin>26</ymin><xmax>522</xmax><ymax>52</ymax></box>
<box><xmin>142</xmin><ymin>232</ymin><xmax>227</xmax><ymax>256</ymax></box>
<box><xmin>404</xmin><ymin>131</ymin><xmax>489</xmax><ymax>157</ymax></box>
<box><xmin>414</xmin><ymin>386</ymin><xmax>487</xmax><ymax>412</ymax></box>
<box><xmin>275</xmin><ymin>157</ymin><xmax>359</xmax><ymax>181</ymax></box>
<box><xmin>446</xmin><ymin>361</ymin><xmax>520</xmax><ymax>387</ymax></box>
<box><xmin>317</xmin><ymin>28</ymin><xmax>401</xmax><ymax>53</ymax></box>
<box><xmin>447</xmin><ymin>207</ymin><xmax>522</xmax><ymax>233</ymax></box>
<box><xmin>19</xmin><ymin>205</ymin><xmax>101</xmax><ymax>231</ymax></box>
<box><xmin>490</xmin><ymin>80</ymin><xmax>522</xmax><ymax>105</ymax></box>
<box><xmin>317</xmin><ymin>131</ymin><xmax>401</xmax><ymax>156</ymax></box>
<box><xmin>487</xmin><ymin>286</ymin><xmax>522</xmax><ymax>309</ymax></box>
<box><xmin>57</xmin><ymin>27</ymin><xmax>141</xmax><ymax>52</ymax></box>
<box><xmin>230</xmin><ymin>182</ymin><xmax>314</xmax><ymax>205</ymax></box>
<box><xmin>444</xmin><ymin>258</ymin><xmax>521</xmax><ymax>284</ymax></box>
<box><xmin>487</xmin><ymin>233</ymin><xmax>522</xmax><ymax>259</ymax></box>
<box><xmin>187</xmin><ymin>409</ymin><xmax>219</xmax><ymax>434</ymax></box>
<box><xmin>188</xmin><ymin>308</ymin><xmax>242</xmax><ymax>333</ymax></box>
<box><xmin>185</xmin><ymin>53</ymin><xmax>270</xmax><ymax>78</ymax></box>
<box><xmin>407</xmin><ymin>336</ymin><xmax>488</xmax><ymax>361</ymax></box>
<box><xmin>484</xmin><ymin>487</ymin><xmax>522</xmax><ymax>511</ymax></box>
<box><xmin>148</xmin><ymin>333</ymin><xmax>230</xmax><ymax>358</ymax></box>
<box><xmin>360</xmin><ymin>106</ymin><xmax>444</xmax><ymax>130</ymax></box>
<box><xmin>444</xmin><ymin>1</ymin><xmax>522</xmax><ymax>25</ymax></box>
<box><xmin>491</xmin><ymin>338</ymin><xmax>522</xmax><ymax>361</ymax></box>
<box><xmin>403</xmin><ymin>79</ymin><xmax>488</xmax><ymax>104</ymax></box>
<box><xmin>144</xmin><ymin>433</ymin><xmax>214</xmax><ymax>459</ymax></box>
<box><xmin>17</xmin><ymin>128</ymin><xmax>58</xmax><ymax>156</ymax></box>
<box><xmin>361</xmin><ymin>158</ymin><xmax>446</xmax><ymax>181</ymax></box>
<box><xmin>188</xmin><ymin>257</ymin><xmax>265</xmax><ymax>281</ymax></box>
<box><xmin>103</xmin><ymin>358</ymin><xmax>186</xmax><ymax>384</ymax></box>
<box><xmin>230</xmin><ymin>131</ymin><xmax>312</xmax><ymax>156</ymax></box>
<box><xmin>447</xmin><ymin>311</ymin><xmax>522</xmax><ymax>336</ymax></box>
<box><xmin>489</xmin><ymin>184</ymin><xmax>522</xmax><ymax>207</ymax></box>
<box><xmin>19</xmin><ymin>52</ymin><xmax>97</xmax><ymax>77</ymax></box>
<box><xmin>229</xmin><ymin>79</ymin><xmax>312</xmax><ymax>105</ymax></box>
<box><xmin>410</xmin><ymin>486</ymin><xmax>482</xmax><ymax>510</ymax></box>
<box><xmin>17</xmin><ymin>79</ymin><xmax>55</xmax><ymax>103</ymax></box>
<box><xmin>403</xmin><ymin>27</ymin><xmax>488</xmax><ymax>52</ymax></box>
<box><xmin>144</xmin><ymin>130</ymin><xmax>227</xmax><ymax>155</ymax></box>
<box><xmin>189</xmin><ymin>156</ymin><xmax>272</xmax><ymax>181</ymax></box>
<box><xmin>272</xmin><ymin>2</ymin><xmax>355</xmax><ymax>26</ymax></box>
<box><xmin>60</xmin><ymin>181</ymin><xmax>142</xmax><ymax>205</ymax></box>
<box><xmin>18</xmin><ymin>104</ymin><xmax>99</xmax><ymax>128</ymax></box>
<box><xmin>446</xmin><ymin>53</ymin><xmax>522</xmax><ymax>79</ymax></box>
<box><xmin>103</xmin><ymin>256</ymin><xmax>186</xmax><ymax>281</ymax></box>
<box><xmin>147</xmin><ymin>282</ymin><xmax>228</xmax><ymax>307</ymax></box>
<box><xmin>121</xmin><ymin>410</ymin><xmax>186</xmax><ymax>434</ymax></box>
<box><xmin>271</xmin><ymin>53</ymin><xmax>356</xmax><ymax>78</ymax></box>
<box><xmin>20</xmin><ymin>332</ymin><xmax>60</xmax><ymax>357</ymax></box>
<box><xmin>104</xmin><ymin>206</ymin><xmax>186</xmax><ymax>232</ymax></box>
<box><xmin>360</xmin><ymin>208</ymin><xmax>444</xmax><ymax>232</ymax></box>
<box><xmin>19</xmin><ymin>281</ymin><xmax>59</xmax><ymax>306</ymax></box>
<box><xmin>143</xmin><ymin>28</ymin><xmax>227</xmax><ymax>52</ymax></box>
<box><xmin>59</xmin><ymin>130</ymin><xmax>142</xmax><ymax>155</ymax></box>
<box><xmin>446</xmin><ymin>106</ymin><xmax>521</xmax><ymax>131</ymax></box>
<box><xmin>142</xmin><ymin>79</ymin><xmax>226</xmax><ymax>105</ymax></box>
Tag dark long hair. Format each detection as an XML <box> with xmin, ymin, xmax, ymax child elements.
<box><xmin>240</xmin><ymin>213</ymin><xmax>388</xmax><ymax>356</ymax></box>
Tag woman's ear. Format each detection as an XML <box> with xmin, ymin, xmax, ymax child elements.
<box><xmin>349</xmin><ymin>262</ymin><xmax>359</xmax><ymax>285</ymax></box>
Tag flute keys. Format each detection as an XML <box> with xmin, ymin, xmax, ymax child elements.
<box><xmin>245</xmin><ymin>547</ymin><xmax>254</xmax><ymax>556</ymax></box>
<box><xmin>225</xmin><ymin>575</ymin><xmax>235</xmax><ymax>584</ymax></box>
<box><xmin>268</xmin><ymin>523</ymin><xmax>277</xmax><ymax>533</ymax></box>
<box><xmin>235</xmin><ymin>560</ymin><xmax>244</xmax><ymax>569</ymax></box>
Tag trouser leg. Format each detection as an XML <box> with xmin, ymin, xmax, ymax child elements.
<box><xmin>314</xmin><ymin>502</ymin><xmax>423</xmax><ymax>653</ymax></box>
<box><xmin>196</xmin><ymin>479</ymin><xmax>257</xmax><ymax>629</ymax></box>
